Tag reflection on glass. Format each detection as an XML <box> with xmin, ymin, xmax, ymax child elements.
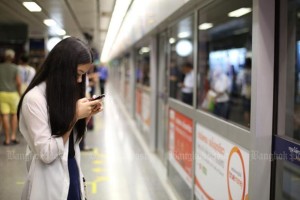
<box><xmin>169</xmin><ymin>16</ymin><xmax>194</xmax><ymax>106</ymax></box>
<box><xmin>135</xmin><ymin>47</ymin><xmax>150</xmax><ymax>87</ymax></box>
<box><xmin>276</xmin><ymin>3</ymin><xmax>300</xmax><ymax>199</ymax></box>
<box><xmin>197</xmin><ymin>0</ymin><xmax>252</xmax><ymax>127</ymax></box>
<box><xmin>181</xmin><ymin>62</ymin><xmax>194</xmax><ymax>106</ymax></box>
<box><xmin>123</xmin><ymin>56</ymin><xmax>130</xmax><ymax>104</ymax></box>
<box><xmin>169</xmin><ymin>60</ymin><xmax>179</xmax><ymax>98</ymax></box>
<box><xmin>276</xmin><ymin>160</ymin><xmax>300</xmax><ymax>200</ymax></box>
<box><xmin>285</xmin><ymin>0</ymin><xmax>300</xmax><ymax>141</ymax></box>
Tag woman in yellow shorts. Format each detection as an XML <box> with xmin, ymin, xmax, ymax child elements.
<box><xmin>0</xmin><ymin>49</ymin><xmax>21</xmax><ymax>145</ymax></box>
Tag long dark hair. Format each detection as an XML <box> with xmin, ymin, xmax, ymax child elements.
<box><xmin>17</xmin><ymin>37</ymin><xmax>93</xmax><ymax>142</ymax></box>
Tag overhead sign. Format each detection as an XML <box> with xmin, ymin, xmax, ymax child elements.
<box><xmin>273</xmin><ymin>136</ymin><xmax>300</xmax><ymax>167</ymax></box>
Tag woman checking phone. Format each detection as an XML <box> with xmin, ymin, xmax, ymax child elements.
<box><xmin>17</xmin><ymin>37</ymin><xmax>102</xmax><ymax>200</ymax></box>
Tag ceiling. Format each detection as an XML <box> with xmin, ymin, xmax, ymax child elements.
<box><xmin>0</xmin><ymin>0</ymin><xmax>115</xmax><ymax>54</ymax></box>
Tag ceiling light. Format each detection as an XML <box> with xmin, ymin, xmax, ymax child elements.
<box><xmin>169</xmin><ymin>38</ymin><xmax>176</xmax><ymax>44</ymax></box>
<box><xmin>178</xmin><ymin>32</ymin><xmax>190</xmax><ymax>38</ymax></box>
<box><xmin>43</xmin><ymin>19</ymin><xmax>56</xmax><ymax>27</ymax></box>
<box><xmin>56</xmin><ymin>29</ymin><xmax>66</xmax><ymax>36</ymax></box>
<box><xmin>100</xmin><ymin>0</ymin><xmax>132</xmax><ymax>62</ymax></box>
<box><xmin>140</xmin><ymin>47</ymin><xmax>150</xmax><ymax>53</ymax></box>
<box><xmin>175</xmin><ymin>40</ymin><xmax>192</xmax><ymax>57</ymax></box>
<box><xmin>199</xmin><ymin>23</ymin><xmax>213</xmax><ymax>30</ymax></box>
<box><xmin>63</xmin><ymin>35</ymin><xmax>71</xmax><ymax>39</ymax></box>
<box><xmin>23</xmin><ymin>2</ymin><xmax>42</xmax><ymax>12</ymax></box>
<box><xmin>228</xmin><ymin>8</ymin><xmax>252</xmax><ymax>17</ymax></box>
<box><xmin>148</xmin><ymin>19</ymin><xmax>155</xmax><ymax>24</ymax></box>
<box><xmin>47</xmin><ymin>37</ymin><xmax>61</xmax><ymax>52</ymax></box>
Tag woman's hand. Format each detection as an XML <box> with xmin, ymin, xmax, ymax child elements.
<box><xmin>76</xmin><ymin>98</ymin><xmax>102</xmax><ymax>121</ymax></box>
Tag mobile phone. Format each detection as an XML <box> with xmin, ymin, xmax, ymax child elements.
<box><xmin>91</xmin><ymin>94</ymin><xmax>105</xmax><ymax>101</ymax></box>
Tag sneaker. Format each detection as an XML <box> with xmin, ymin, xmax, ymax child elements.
<box><xmin>11</xmin><ymin>139</ymin><xmax>19</xmax><ymax>145</ymax></box>
<box><xmin>3</xmin><ymin>141</ymin><xmax>10</xmax><ymax>146</ymax></box>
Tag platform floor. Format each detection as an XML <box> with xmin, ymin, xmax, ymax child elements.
<box><xmin>0</xmin><ymin>86</ymin><xmax>177</xmax><ymax>200</ymax></box>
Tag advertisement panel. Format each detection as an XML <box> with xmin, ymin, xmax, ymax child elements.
<box><xmin>195</xmin><ymin>124</ymin><xmax>249</xmax><ymax>200</ymax></box>
<box><xmin>169</xmin><ymin>109</ymin><xmax>193</xmax><ymax>187</ymax></box>
<box><xmin>142</xmin><ymin>92</ymin><xmax>151</xmax><ymax>132</ymax></box>
<box><xmin>135</xmin><ymin>88</ymin><xmax>142</xmax><ymax>118</ymax></box>
<box><xmin>124</xmin><ymin>81</ymin><xmax>130</xmax><ymax>108</ymax></box>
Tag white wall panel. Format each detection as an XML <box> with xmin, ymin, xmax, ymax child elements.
<box><xmin>109</xmin><ymin>0</ymin><xmax>190</xmax><ymax>59</ymax></box>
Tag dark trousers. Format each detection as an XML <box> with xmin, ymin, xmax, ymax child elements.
<box><xmin>213</xmin><ymin>101</ymin><xmax>230</xmax><ymax>119</ymax></box>
<box><xmin>67</xmin><ymin>157</ymin><xmax>81</xmax><ymax>200</ymax></box>
<box><xmin>169</xmin><ymin>81</ymin><xmax>177</xmax><ymax>98</ymax></box>
<box><xmin>182</xmin><ymin>92</ymin><xmax>193</xmax><ymax>106</ymax></box>
<box><xmin>79</xmin><ymin>136</ymin><xmax>85</xmax><ymax>150</ymax></box>
<box><xmin>100</xmin><ymin>79</ymin><xmax>106</xmax><ymax>94</ymax></box>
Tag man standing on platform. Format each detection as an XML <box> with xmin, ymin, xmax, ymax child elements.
<box><xmin>180</xmin><ymin>62</ymin><xmax>194</xmax><ymax>106</ymax></box>
<box><xmin>98</xmin><ymin>64</ymin><xmax>108</xmax><ymax>95</ymax></box>
<box><xmin>18</xmin><ymin>54</ymin><xmax>36</xmax><ymax>94</ymax></box>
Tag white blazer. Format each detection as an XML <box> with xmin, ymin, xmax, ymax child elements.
<box><xmin>19</xmin><ymin>82</ymin><xmax>86</xmax><ymax>200</ymax></box>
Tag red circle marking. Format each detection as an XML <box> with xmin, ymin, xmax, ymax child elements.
<box><xmin>227</xmin><ymin>146</ymin><xmax>246</xmax><ymax>200</ymax></box>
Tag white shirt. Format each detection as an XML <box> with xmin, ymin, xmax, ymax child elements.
<box><xmin>213</xmin><ymin>73</ymin><xmax>230</xmax><ymax>103</ymax></box>
<box><xmin>236</xmin><ymin>68</ymin><xmax>251</xmax><ymax>98</ymax></box>
<box><xmin>182</xmin><ymin>71</ymin><xmax>194</xmax><ymax>93</ymax></box>
<box><xmin>19</xmin><ymin>82</ymin><xmax>86</xmax><ymax>200</ymax></box>
<box><xmin>18</xmin><ymin>65</ymin><xmax>36</xmax><ymax>85</ymax></box>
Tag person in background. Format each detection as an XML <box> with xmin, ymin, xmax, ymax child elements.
<box><xmin>87</xmin><ymin>64</ymin><xmax>99</xmax><ymax>131</ymax></box>
<box><xmin>18</xmin><ymin>37</ymin><xmax>103</xmax><ymax>200</ymax></box>
<box><xmin>18</xmin><ymin>54</ymin><xmax>36</xmax><ymax>94</ymax></box>
<box><xmin>212</xmin><ymin>67</ymin><xmax>231</xmax><ymax>119</ymax></box>
<box><xmin>98</xmin><ymin>64</ymin><xmax>108</xmax><ymax>94</ymax></box>
<box><xmin>87</xmin><ymin>64</ymin><xmax>98</xmax><ymax>99</ymax></box>
<box><xmin>0</xmin><ymin>49</ymin><xmax>21</xmax><ymax>145</ymax></box>
<box><xmin>237</xmin><ymin>58</ymin><xmax>252</xmax><ymax>126</ymax></box>
<box><xmin>179</xmin><ymin>62</ymin><xmax>194</xmax><ymax>106</ymax></box>
<box><xmin>169</xmin><ymin>60</ymin><xmax>180</xmax><ymax>98</ymax></box>
<box><xmin>227</xmin><ymin>64</ymin><xmax>238</xmax><ymax>97</ymax></box>
<box><xmin>79</xmin><ymin>65</ymin><xmax>100</xmax><ymax>151</ymax></box>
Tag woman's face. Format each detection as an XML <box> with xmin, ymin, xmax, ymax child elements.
<box><xmin>77</xmin><ymin>63</ymin><xmax>91</xmax><ymax>83</ymax></box>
